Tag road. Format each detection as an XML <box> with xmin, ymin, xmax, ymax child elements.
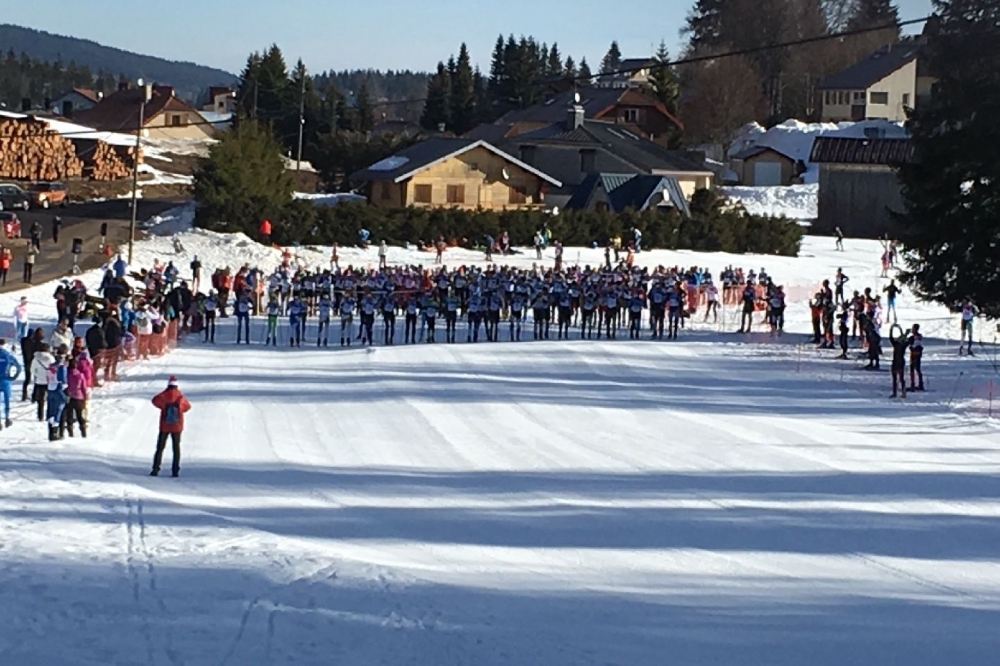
<box><xmin>0</xmin><ymin>199</ymin><xmax>182</xmax><ymax>294</ymax></box>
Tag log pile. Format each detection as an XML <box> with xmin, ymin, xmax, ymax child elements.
<box><xmin>73</xmin><ymin>139</ymin><xmax>143</xmax><ymax>181</ymax></box>
<box><xmin>0</xmin><ymin>116</ymin><xmax>84</xmax><ymax>180</ymax></box>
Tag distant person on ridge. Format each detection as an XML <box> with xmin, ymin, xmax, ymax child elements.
<box><xmin>150</xmin><ymin>375</ymin><xmax>191</xmax><ymax>478</ymax></box>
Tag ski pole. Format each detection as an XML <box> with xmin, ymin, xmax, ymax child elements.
<box><xmin>947</xmin><ymin>371</ymin><xmax>965</xmax><ymax>408</ymax></box>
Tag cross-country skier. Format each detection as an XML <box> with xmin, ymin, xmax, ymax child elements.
<box><xmin>264</xmin><ymin>298</ymin><xmax>281</xmax><ymax>346</ymax></box>
<box><xmin>0</xmin><ymin>339</ymin><xmax>23</xmax><ymax>429</ymax></box>
<box><xmin>287</xmin><ymin>295</ymin><xmax>306</xmax><ymax>347</ymax></box>
<box><xmin>533</xmin><ymin>289</ymin><xmax>551</xmax><ymax>340</ymax></box>
<box><xmin>339</xmin><ymin>292</ymin><xmax>357</xmax><ymax>347</ymax></box>
<box><xmin>317</xmin><ymin>293</ymin><xmax>333</xmax><ymax>347</ymax></box>
<box><xmin>360</xmin><ymin>291</ymin><xmax>377</xmax><ymax>345</ymax></box>
<box><xmin>827</xmin><ymin>303</ymin><xmax>846</xmax><ymax>359</ymax></box>
<box><xmin>203</xmin><ymin>291</ymin><xmax>217</xmax><ymax>343</ymax></box>
<box><xmin>627</xmin><ymin>289</ymin><xmax>645</xmax><ymax>340</ymax></box>
<box><xmin>667</xmin><ymin>284</ymin><xmax>683</xmax><ymax>340</ymax></box>
<box><xmin>581</xmin><ymin>289</ymin><xmax>597</xmax><ymax>340</ymax></box>
<box><xmin>443</xmin><ymin>290</ymin><xmax>460</xmax><ymax>344</ymax></box>
<box><xmin>509</xmin><ymin>291</ymin><xmax>524</xmax><ymax>341</ymax></box>
<box><xmin>381</xmin><ymin>292</ymin><xmax>397</xmax><ymax>345</ymax></box>
<box><xmin>486</xmin><ymin>292</ymin><xmax>502</xmax><ymax>342</ymax></box>
<box><xmin>423</xmin><ymin>294</ymin><xmax>439</xmax><ymax>343</ymax></box>
<box><xmin>883</xmin><ymin>280</ymin><xmax>900</xmax><ymax>324</ymax></box>
<box><xmin>909</xmin><ymin>323</ymin><xmax>924</xmax><ymax>391</ymax></box>
<box><xmin>739</xmin><ymin>282</ymin><xmax>756</xmax><ymax>334</ymax></box>
<box><xmin>150</xmin><ymin>375</ymin><xmax>191</xmax><ymax>477</ymax></box>
<box><xmin>404</xmin><ymin>295</ymin><xmax>418</xmax><ymax>344</ymax></box>
<box><xmin>467</xmin><ymin>291</ymin><xmax>483</xmax><ymax>343</ymax></box>
<box><xmin>889</xmin><ymin>324</ymin><xmax>909</xmax><ymax>398</ymax></box>
<box><xmin>234</xmin><ymin>292</ymin><xmax>251</xmax><ymax>345</ymax></box>
<box><xmin>959</xmin><ymin>300</ymin><xmax>976</xmax><ymax>356</ymax></box>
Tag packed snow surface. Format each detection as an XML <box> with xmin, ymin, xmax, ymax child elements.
<box><xmin>1</xmin><ymin>223</ymin><xmax>998</xmax><ymax>666</ymax></box>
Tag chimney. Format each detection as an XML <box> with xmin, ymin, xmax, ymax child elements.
<box><xmin>118</xmin><ymin>79</ymin><xmax>130</xmax><ymax>92</ymax></box>
<box><xmin>568</xmin><ymin>102</ymin><xmax>585</xmax><ymax>130</ymax></box>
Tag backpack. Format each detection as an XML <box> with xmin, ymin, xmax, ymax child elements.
<box><xmin>163</xmin><ymin>400</ymin><xmax>181</xmax><ymax>425</ymax></box>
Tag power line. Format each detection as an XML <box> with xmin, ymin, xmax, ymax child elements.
<box><xmin>20</xmin><ymin>11</ymin><xmax>944</xmax><ymax>139</ymax></box>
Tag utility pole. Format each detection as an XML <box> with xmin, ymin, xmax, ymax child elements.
<box><xmin>295</xmin><ymin>67</ymin><xmax>306</xmax><ymax>174</ymax></box>
<box><xmin>128</xmin><ymin>79</ymin><xmax>150</xmax><ymax>266</ymax></box>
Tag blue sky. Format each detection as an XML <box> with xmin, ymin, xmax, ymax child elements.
<box><xmin>13</xmin><ymin>0</ymin><xmax>934</xmax><ymax>75</ymax></box>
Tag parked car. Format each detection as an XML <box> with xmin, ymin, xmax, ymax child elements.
<box><xmin>0</xmin><ymin>183</ymin><xmax>31</xmax><ymax>212</ymax></box>
<box><xmin>0</xmin><ymin>212</ymin><xmax>22</xmax><ymax>239</ymax></box>
<box><xmin>29</xmin><ymin>181</ymin><xmax>69</xmax><ymax>208</ymax></box>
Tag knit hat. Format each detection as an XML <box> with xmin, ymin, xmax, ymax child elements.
<box><xmin>167</xmin><ymin>375</ymin><xmax>178</xmax><ymax>388</ymax></box>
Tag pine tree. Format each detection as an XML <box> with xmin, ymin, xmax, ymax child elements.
<box><xmin>355</xmin><ymin>80</ymin><xmax>375</xmax><ymax>133</ymax></box>
<box><xmin>650</xmin><ymin>41</ymin><xmax>680</xmax><ymax>115</ymax></box>
<box><xmin>896</xmin><ymin>0</ymin><xmax>1000</xmax><ymax>317</ymax></box>
<box><xmin>683</xmin><ymin>0</ymin><xmax>726</xmax><ymax>51</ymax></box>
<box><xmin>193</xmin><ymin>122</ymin><xmax>293</xmax><ymax>234</ymax></box>
<box><xmin>473</xmin><ymin>66</ymin><xmax>491</xmax><ymax>123</ymax></box>
<box><xmin>547</xmin><ymin>43</ymin><xmax>563</xmax><ymax>78</ymax></box>
<box><xmin>449</xmin><ymin>43</ymin><xmax>477</xmax><ymax>135</ymax></box>
<box><xmin>846</xmin><ymin>0</ymin><xmax>900</xmax><ymax>31</ymax></box>
<box><xmin>488</xmin><ymin>35</ymin><xmax>505</xmax><ymax>96</ymax></box>
<box><xmin>420</xmin><ymin>62</ymin><xmax>451</xmax><ymax>131</ymax></box>
<box><xmin>600</xmin><ymin>41</ymin><xmax>623</xmax><ymax>73</ymax></box>
<box><xmin>564</xmin><ymin>56</ymin><xmax>577</xmax><ymax>80</ymax></box>
<box><xmin>256</xmin><ymin>44</ymin><xmax>289</xmax><ymax>125</ymax></box>
<box><xmin>578</xmin><ymin>58</ymin><xmax>593</xmax><ymax>87</ymax></box>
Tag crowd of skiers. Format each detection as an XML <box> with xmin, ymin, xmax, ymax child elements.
<box><xmin>165</xmin><ymin>254</ymin><xmax>788</xmax><ymax>349</ymax></box>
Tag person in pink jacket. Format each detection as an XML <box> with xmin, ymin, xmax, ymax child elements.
<box><xmin>63</xmin><ymin>357</ymin><xmax>88</xmax><ymax>438</ymax></box>
<box><xmin>76</xmin><ymin>350</ymin><xmax>94</xmax><ymax>389</ymax></box>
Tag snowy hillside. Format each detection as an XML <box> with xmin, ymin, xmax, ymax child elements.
<box><xmin>1</xmin><ymin>220</ymin><xmax>998</xmax><ymax>666</ymax></box>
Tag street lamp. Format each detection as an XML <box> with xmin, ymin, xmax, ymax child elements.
<box><xmin>128</xmin><ymin>78</ymin><xmax>151</xmax><ymax>265</ymax></box>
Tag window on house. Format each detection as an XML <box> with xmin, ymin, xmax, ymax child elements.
<box><xmin>380</xmin><ymin>182</ymin><xmax>392</xmax><ymax>201</ymax></box>
<box><xmin>414</xmin><ymin>184</ymin><xmax>432</xmax><ymax>203</ymax></box>
<box><xmin>870</xmin><ymin>92</ymin><xmax>889</xmax><ymax>105</ymax></box>
<box><xmin>839</xmin><ymin>91</ymin><xmax>850</xmax><ymax>105</ymax></box>
<box><xmin>902</xmin><ymin>93</ymin><xmax>911</xmax><ymax>107</ymax></box>
<box><xmin>446</xmin><ymin>184</ymin><xmax>465</xmax><ymax>204</ymax></box>
<box><xmin>853</xmin><ymin>91</ymin><xmax>866</xmax><ymax>103</ymax></box>
<box><xmin>509</xmin><ymin>186</ymin><xmax>527</xmax><ymax>205</ymax></box>
<box><xmin>171</xmin><ymin>115</ymin><xmax>182</xmax><ymax>127</ymax></box>
<box><xmin>622</xmin><ymin>108</ymin><xmax>639</xmax><ymax>123</ymax></box>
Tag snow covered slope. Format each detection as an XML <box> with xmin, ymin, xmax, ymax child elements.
<box><xmin>1</xmin><ymin>221</ymin><xmax>998</xmax><ymax>666</ymax></box>
<box><xmin>1</xmin><ymin>330</ymin><xmax>998</xmax><ymax>665</ymax></box>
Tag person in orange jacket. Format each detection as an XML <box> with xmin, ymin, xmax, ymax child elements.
<box><xmin>150</xmin><ymin>375</ymin><xmax>192</xmax><ymax>477</ymax></box>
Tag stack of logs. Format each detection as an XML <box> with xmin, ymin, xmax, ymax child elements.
<box><xmin>0</xmin><ymin>115</ymin><xmax>143</xmax><ymax>182</ymax></box>
<box><xmin>0</xmin><ymin>115</ymin><xmax>84</xmax><ymax>180</ymax></box>
<box><xmin>73</xmin><ymin>139</ymin><xmax>143</xmax><ymax>181</ymax></box>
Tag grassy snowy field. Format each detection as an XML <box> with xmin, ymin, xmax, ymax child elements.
<box><xmin>0</xmin><ymin>220</ymin><xmax>998</xmax><ymax>665</ymax></box>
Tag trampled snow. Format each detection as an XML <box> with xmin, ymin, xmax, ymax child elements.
<box><xmin>1</xmin><ymin>220</ymin><xmax>998</xmax><ymax>665</ymax></box>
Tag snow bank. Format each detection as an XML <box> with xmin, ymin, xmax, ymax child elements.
<box><xmin>721</xmin><ymin>183</ymin><xmax>818</xmax><ymax>221</ymax></box>
<box><xmin>294</xmin><ymin>192</ymin><xmax>366</xmax><ymax>206</ymax></box>
<box><xmin>138</xmin><ymin>163</ymin><xmax>194</xmax><ymax>186</ymax></box>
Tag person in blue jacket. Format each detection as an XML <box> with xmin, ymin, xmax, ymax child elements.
<box><xmin>0</xmin><ymin>339</ymin><xmax>23</xmax><ymax>429</ymax></box>
<box><xmin>113</xmin><ymin>255</ymin><xmax>128</xmax><ymax>280</ymax></box>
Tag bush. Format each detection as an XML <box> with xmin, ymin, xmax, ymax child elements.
<box><xmin>195</xmin><ymin>188</ymin><xmax>804</xmax><ymax>257</ymax></box>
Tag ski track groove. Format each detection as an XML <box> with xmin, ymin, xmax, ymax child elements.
<box><xmin>137</xmin><ymin>499</ymin><xmax>184</xmax><ymax>666</ymax></box>
<box><xmin>218</xmin><ymin>595</ymin><xmax>261</xmax><ymax>666</ymax></box>
<box><xmin>125</xmin><ymin>494</ymin><xmax>157</xmax><ymax>666</ymax></box>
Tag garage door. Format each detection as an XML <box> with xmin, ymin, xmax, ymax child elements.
<box><xmin>753</xmin><ymin>162</ymin><xmax>783</xmax><ymax>186</ymax></box>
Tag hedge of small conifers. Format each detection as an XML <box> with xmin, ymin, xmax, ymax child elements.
<box><xmin>197</xmin><ymin>189</ymin><xmax>804</xmax><ymax>257</ymax></box>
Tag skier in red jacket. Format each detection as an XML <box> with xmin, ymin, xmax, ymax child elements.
<box><xmin>150</xmin><ymin>375</ymin><xmax>191</xmax><ymax>477</ymax></box>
